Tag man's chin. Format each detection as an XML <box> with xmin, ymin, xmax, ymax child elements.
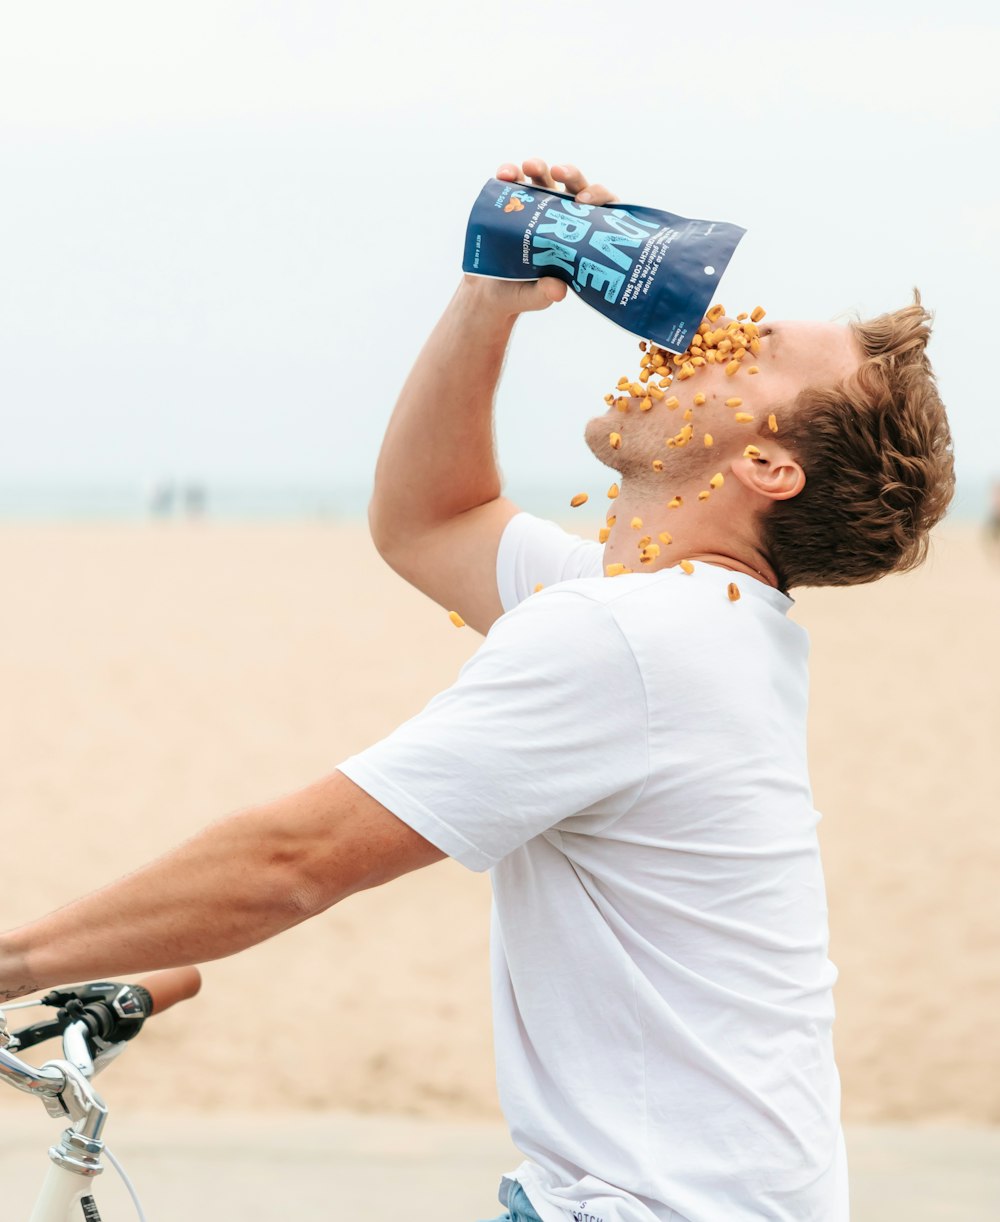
<box><xmin>583</xmin><ymin>415</ymin><xmax>623</xmax><ymax>471</ymax></box>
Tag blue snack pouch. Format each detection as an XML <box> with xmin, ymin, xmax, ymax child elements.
<box><xmin>462</xmin><ymin>179</ymin><xmax>746</xmax><ymax>354</ymax></box>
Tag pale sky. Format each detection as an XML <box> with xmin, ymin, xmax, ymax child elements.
<box><xmin>0</xmin><ymin>1</ymin><xmax>996</xmax><ymax>516</ymax></box>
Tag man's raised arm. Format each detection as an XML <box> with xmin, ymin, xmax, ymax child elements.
<box><xmin>368</xmin><ymin>159</ymin><xmax>619</xmax><ymax>635</ymax></box>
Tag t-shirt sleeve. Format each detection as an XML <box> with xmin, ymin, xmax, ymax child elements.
<box><xmin>337</xmin><ymin>590</ymin><xmax>648</xmax><ymax>872</ymax></box>
<box><xmin>496</xmin><ymin>511</ymin><xmax>604</xmax><ymax>613</ymax></box>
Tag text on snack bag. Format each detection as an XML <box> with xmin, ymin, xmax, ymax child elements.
<box><xmin>530</xmin><ymin>199</ymin><xmax>660</xmax><ymax>304</ymax></box>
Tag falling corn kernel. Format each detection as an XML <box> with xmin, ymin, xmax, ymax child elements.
<box><xmin>598</xmin><ymin>527</ymin><xmax>611</xmax><ymax>543</ymax></box>
<box><xmin>448</xmin><ymin>611</ymin><xmax>466</xmax><ymax>628</ymax></box>
<box><xmin>710</xmin><ymin>472</ymin><xmax>724</xmax><ymax>489</ymax></box>
<box><xmin>608</xmin><ymin>483</ymin><xmax>619</xmax><ymax>499</ymax></box>
<box><xmin>639</xmin><ymin>369</ymin><xmax>651</xmax><ymax>383</ymax></box>
<box><xmin>630</xmin><ymin>516</ymin><xmax>643</xmax><ymax>529</ymax></box>
<box><xmin>658</xmin><ymin>377</ymin><xmax>672</xmax><ymax>388</ymax></box>
<box><xmin>533</xmin><ymin>583</ymin><xmax>544</xmax><ymax>593</ymax></box>
<box><xmin>768</xmin><ymin>413</ymin><xmax>778</xmax><ymax>433</ymax></box>
<box><xmin>725</xmin><ymin>397</ymin><xmax>742</xmax><ymax>408</ymax></box>
<box><xmin>734</xmin><ymin>413</ymin><xmax>754</xmax><ymax>423</ymax></box>
<box><xmin>603</xmin><ymin>393</ymin><xmax>615</xmax><ymax>404</ymax></box>
<box><xmin>651</xmin><ymin>459</ymin><xmax>665</xmax><ymax>471</ymax></box>
<box><xmin>609</xmin><ymin>432</ymin><xmax>622</xmax><ymax>449</ymax></box>
<box><xmin>640</xmin><ymin>354</ymin><xmax>651</xmax><ymax>368</ymax></box>
<box><xmin>736</xmin><ymin>312</ymin><xmax>748</xmax><ymax>321</ymax></box>
<box><xmin>693</xmin><ymin>392</ymin><xmax>706</xmax><ymax>406</ymax></box>
<box><xmin>704</xmin><ymin>433</ymin><xmax>714</xmax><ymax>447</ymax></box>
<box><xmin>638</xmin><ymin>534</ymin><xmax>652</xmax><ymax>547</ymax></box>
<box><xmin>707</xmin><ymin>304</ymin><xmax>725</xmax><ymax>322</ymax></box>
<box><xmin>744</xmin><ymin>444</ymin><xmax>762</xmax><ymax>459</ymax></box>
<box><xmin>668</xmin><ymin>496</ymin><xmax>683</xmax><ymax>509</ymax></box>
<box><xmin>725</xmin><ymin>360</ymin><xmax>741</xmax><ymax>376</ymax></box>
<box><xmin>606</xmin><ymin>562</ymin><xmax>631</xmax><ymax>577</ymax></box>
<box><xmin>639</xmin><ymin>340</ymin><xmax>647</xmax><ymax>351</ymax></box>
<box><xmin>727</xmin><ymin>583</ymin><xmax>741</xmax><ymax>602</ymax></box>
<box><xmin>570</xmin><ymin>493</ymin><xmax>589</xmax><ymax>507</ymax></box>
<box><xmin>658</xmin><ymin>531</ymin><xmax>672</xmax><ymax>545</ymax></box>
<box><xmin>640</xmin><ymin>396</ymin><xmax>653</xmax><ymax>411</ymax></box>
<box><xmin>683</xmin><ymin>407</ymin><xmax>694</xmax><ymax>421</ymax></box>
<box><xmin>630</xmin><ymin>382</ymin><xmax>644</xmax><ymax>396</ymax></box>
<box><xmin>698</xmin><ymin>490</ymin><xmax>711</xmax><ymax>501</ymax></box>
<box><xmin>750</xmin><ymin>337</ymin><xmax>761</xmax><ymax>355</ymax></box>
<box><xmin>750</xmin><ymin>305</ymin><xmax>766</xmax><ymax>322</ymax></box>
<box><xmin>680</xmin><ymin>559</ymin><xmax>695</xmax><ymax>574</ymax></box>
<box><xmin>617</xmin><ymin>377</ymin><xmax>630</xmax><ymax>390</ymax></box>
<box><xmin>665</xmin><ymin>396</ymin><xmax>680</xmax><ymax>409</ymax></box>
<box><xmin>642</xmin><ymin>542</ymin><xmax>660</xmax><ymax>558</ymax></box>
<box><xmin>747</xmin><ymin>366</ymin><xmax>760</xmax><ymax>375</ymax></box>
<box><xmin>606</xmin><ymin>510</ymin><xmax>617</xmax><ymax>525</ymax></box>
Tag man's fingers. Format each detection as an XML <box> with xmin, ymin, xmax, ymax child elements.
<box><xmin>521</xmin><ymin>158</ymin><xmax>558</xmax><ymax>189</ymax></box>
<box><xmin>496</xmin><ymin>162</ymin><xmax>525</xmax><ymax>183</ymax></box>
<box><xmin>551</xmin><ymin>164</ymin><xmax>587</xmax><ymax>195</ymax></box>
<box><xmin>578</xmin><ymin>181</ymin><xmax>621</xmax><ymax>206</ymax></box>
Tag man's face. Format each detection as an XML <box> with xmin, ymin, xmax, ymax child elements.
<box><xmin>585</xmin><ymin>318</ymin><xmax>862</xmax><ymax>481</ymax></box>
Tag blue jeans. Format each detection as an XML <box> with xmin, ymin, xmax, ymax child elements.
<box><xmin>479</xmin><ymin>1180</ymin><xmax>543</xmax><ymax>1222</ymax></box>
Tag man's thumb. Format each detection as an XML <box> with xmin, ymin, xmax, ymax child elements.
<box><xmin>519</xmin><ymin>277</ymin><xmax>569</xmax><ymax>312</ymax></box>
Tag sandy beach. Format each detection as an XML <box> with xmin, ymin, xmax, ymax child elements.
<box><xmin>0</xmin><ymin>517</ymin><xmax>997</xmax><ymax>1129</ymax></box>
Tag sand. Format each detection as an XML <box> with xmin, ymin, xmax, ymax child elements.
<box><xmin>0</xmin><ymin>519</ymin><xmax>997</xmax><ymax>1126</ymax></box>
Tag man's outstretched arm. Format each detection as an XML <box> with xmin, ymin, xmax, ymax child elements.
<box><xmin>0</xmin><ymin>772</ymin><xmax>444</xmax><ymax>1002</ymax></box>
<box><xmin>369</xmin><ymin>158</ymin><xmax>619</xmax><ymax>635</ymax></box>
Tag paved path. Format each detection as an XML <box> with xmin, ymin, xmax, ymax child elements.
<box><xmin>1</xmin><ymin>1110</ymin><xmax>997</xmax><ymax>1219</ymax></box>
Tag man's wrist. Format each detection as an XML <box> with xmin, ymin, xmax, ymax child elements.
<box><xmin>0</xmin><ymin>934</ymin><xmax>36</xmax><ymax>1003</ymax></box>
<box><xmin>457</xmin><ymin>275</ymin><xmax>521</xmax><ymax>327</ymax></box>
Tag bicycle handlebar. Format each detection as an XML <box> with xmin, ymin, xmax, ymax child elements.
<box><xmin>0</xmin><ymin>966</ymin><xmax>203</xmax><ymax>1100</ymax></box>
<box><xmin>131</xmin><ymin>966</ymin><xmax>202</xmax><ymax>1016</ymax></box>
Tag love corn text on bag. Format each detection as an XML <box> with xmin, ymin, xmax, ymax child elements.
<box><xmin>462</xmin><ymin>178</ymin><xmax>746</xmax><ymax>354</ymax></box>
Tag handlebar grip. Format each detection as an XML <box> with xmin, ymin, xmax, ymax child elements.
<box><xmin>130</xmin><ymin>967</ymin><xmax>202</xmax><ymax>1017</ymax></box>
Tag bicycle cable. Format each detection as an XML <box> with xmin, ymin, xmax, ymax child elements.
<box><xmin>105</xmin><ymin>1145</ymin><xmax>147</xmax><ymax>1222</ymax></box>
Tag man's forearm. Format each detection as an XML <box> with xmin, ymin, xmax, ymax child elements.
<box><xmin>0</xmin><ymin>772</ymin><xmax>442</xmax><ymax>1001</ymax></box>
<box><xmin>369</xmin><ymin>278</ymin><xmax>516</xmax><ymax>553</ymax></box>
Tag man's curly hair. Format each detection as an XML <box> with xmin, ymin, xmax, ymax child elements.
<box><xmin>761</xmin><ymin>291</ymin><xmax>954</xmax><ymax>590</ymax></box>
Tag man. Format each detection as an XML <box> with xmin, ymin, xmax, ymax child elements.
<box><xmin>0</xmin><ymin>159</ymin><xmax>954</xmax><ymax>1221</ymax></box>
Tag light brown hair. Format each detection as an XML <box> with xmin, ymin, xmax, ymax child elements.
<box><xmin>761</xmin><ymin>291</ymin><xmax>954</xmax><ymax>590</ymax></box>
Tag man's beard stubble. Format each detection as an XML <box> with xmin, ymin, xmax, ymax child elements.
<box><xmin>583</xmin><ymin>411</ymin><xmax>715</xmax><ymax>496</ymax></box>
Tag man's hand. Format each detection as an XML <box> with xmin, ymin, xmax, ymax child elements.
<box><xmin>369</xmin><ymin>157</ymin><xmax>621</xmax><ymax>634</ymax></box>
<box><xmin>463</xmin><ymin>158</ymin><xmax>622</xmax><ymax>318</ymax></box>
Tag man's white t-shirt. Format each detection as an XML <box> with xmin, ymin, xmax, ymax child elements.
<box><xmin>338</xmin><ymin>513</ymin><xmax>848</xmax><ymax>1222</ymax></box>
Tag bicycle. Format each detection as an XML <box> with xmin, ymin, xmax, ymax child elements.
<box><xmin>0</xmin><ymin>966</ymin><xmax>202</xmax><ymax>1221</ymax></box>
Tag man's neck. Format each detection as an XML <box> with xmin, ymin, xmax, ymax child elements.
<box><xmin>600</xmin><ymin>478</ymin><xmax>780</xmax><ymax>589</ymax></box>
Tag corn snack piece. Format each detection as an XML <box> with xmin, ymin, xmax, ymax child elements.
<box><xmin>680</xmin><ymin>559</ymin><xmax>695</xmax><ymax>574</ymax></box>
<box><xmin>727</xmin><ymin>583</ymin><xmax>741</xmax><ymax>602</ymax></box>
<box><xmin>768</xmin><ymin>414</ymin><xmax>779</xmax><ymax>433</ymax></box>
<box><xmin>750</xmin><ymin>306</ymin><xmax>766</xmax><ymax>322</ymax></box>
<box><xmin>570</xmin><ymin>493</ymin><xmax>589</xmax><ymax>507</ymax></box>
<box><xmin>608</xmin><ymin>483</ymin><xmax>620</xmax><ymax>499</ymax></box>
<box><xmin>748</xmin><ymin>366</ymin><xmax>759</xmax><ymax>375</ymax></box>
<box><xmin>744</xmin><ymin>444</ymin><xmax>762</xmax><ymax>459</ymax></box>
<box><xmin>704</xmin><ymin>433</ymin><xmax>714</xmax><ymax>447</ymax></box>
<box><xmin>606</xmin><ymin>510</ymin><xmax>617</xmax><ymax>524</ymax></box>
<box><xmin>658</xmin><ymin>531</ymin><xmax>672</xmax><ymax>545</ymax></box>
<box><xmin>640</xmin><ymin>397</ymin><xmax>653</xmax><ymax>411</ymax></box>
<box><xmin>630</xmin><ymin>516</ymin><xmax>643</xmax><ymax>529</ymax></box>
<box><xmin>734</xmin><ymin>413</ymin><xmax>754</xmax><ymax>423</ymax></box>
<box><xmin>638</xmin><ymin>535</ymin><xmax>652</xmax><ymax>547</ymax></box>
<box><xmin>668</xmin><ymin>496</ymin><xmax>683</xmax><ymax>509</ymax></box>
<box><xmin>693</xmin><ymin>392</ymin><xmax>706</xmax><ymax>406</ymax></box>
<box><xmin>698</xmin><ymin>490</ymin><xmax>711</xmax><ymax>501</ymax></box>
<box><xmin>606</xmin><ymin>562</ymin><xmax>631</xmax><ymax>577</ymax></box>
<box><xmin>725</xmin><ymin>397</ymin><xmax>742</xmax><ymax>408</ymax></box>
<box><xmin>448</xmin><ymin>611</ymin><xmax>466</xmax><ymax>628</ymax></box>
<box><xmin>725</xmin><ymin>360</ymin><xmax>741</xmax><ymax>377</ymax></box>
<box><xmin>651</xmin><ymin>459</ymin><xmax>665</xmax><ymax>471</ymax></box>
<box><xmin>598</xmin><ymin>527</ymin><xmax>611</xmax><ymax>543</ymax></box>
<box><xmin>710</xmin><ymin>472</ymin><xmax>724</xmax><ymax>489</ymax></box>
<box><xmin>533</xmin><ymin>583</ymin><xmax>544</xmax><ymax>593</ymax></box>
<box><xmin>609</xmin><ymin>432</ymin><xmax>622</xmax><ymax>449</ymax></box>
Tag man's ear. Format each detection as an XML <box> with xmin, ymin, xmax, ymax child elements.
<box><xmin>728</xmin><ymin>443</ymin><xmax>805</xmax><ymax>502</ymax></box>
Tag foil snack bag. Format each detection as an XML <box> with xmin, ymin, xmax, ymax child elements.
<box><xmin>462</xmin><ymin>179</ymin><xmax>746</xmax><ymax>354</ymax></box>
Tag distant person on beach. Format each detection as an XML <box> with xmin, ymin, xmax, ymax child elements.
<box><xmin>0</xmin><ymin>160</ymin><xmax>955</xmax><ymax>1222</ymax></box>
